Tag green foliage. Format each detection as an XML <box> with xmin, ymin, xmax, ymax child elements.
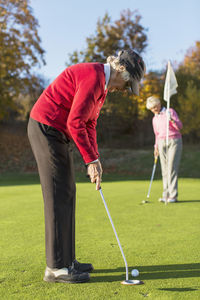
<box><xmin>66</xmin><ymin>9</ymin><xmax>149</xmax><ymax>142</ymax></box>
<box><xmin>0</xmin><ymin>0</ymin><xmax>45</xmax><ymax>120</ymax></box>
<box><xmin>182</xmin><ymin>41</ymin><xmax>200</xmax><ymax>80</ymax></box>
<box><xmin>178</xmin><ymin>81</ymin><xmax>200</xmax><ymax>138</ymax></box>
<box><xmin>174</xmin><ymin>41</ymin><xmax>200</xmax><ymax>142</ymax></box>
<box><xmin>14</xmin><ymin>75</ymin><xmax>49</xmax><ymax>120</ymax></box>
<box><xmin>67</xmin><ymin>9</ymin><xmax>148</xmax><ymax>65</ymax></box>
<box><xmin>138</xmin><ymin>71</ymin><xmax>164</xmax><ymax>119</ymax></box>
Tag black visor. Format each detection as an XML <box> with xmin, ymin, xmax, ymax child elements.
<box><xmin>119</xmin><ymin>50</ymin><xmax>146</xmax><ymax>95</ymax></box>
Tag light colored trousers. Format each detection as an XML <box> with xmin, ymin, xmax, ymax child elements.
<box><xmin>158</xmin><ymin>138</ymin><xmax>182</xmax><ymax>199</ymax></box>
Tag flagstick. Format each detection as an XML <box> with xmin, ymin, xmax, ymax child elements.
<box><xmin>166</xmin><ymin>81</ymin><xmax>170</xmax><ymax>205</ymax></box>
<box><xmin>163</xmin><ymin>61</ymin><xmax>178</xmax><ymax>206</ymax></box>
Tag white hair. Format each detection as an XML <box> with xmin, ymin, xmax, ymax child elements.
<box><xmin>107</xmin><ymin>51</ymin><xmax>131</xmax><ymax>82</ymax></box>
<box><xmin>146</xmin><ymin>96</ymin><xmax>160</xmax><ymax>110</ymax></box>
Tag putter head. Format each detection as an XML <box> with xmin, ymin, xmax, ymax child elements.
<box><xmin>121</xmin><ymin>280</ymin><xmax>144</xmax><ymax>285</ymax></box>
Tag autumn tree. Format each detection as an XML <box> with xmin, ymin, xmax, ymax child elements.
<box><xmin>66</xmin><ymin>9</ymin><xmax>149</xmax><ymax>145</ymax></box>
<box><xmin>181</xmin><ymin>41</ymin><xmax>200</xmax><ymax>80</ymax></box>
<box><xmin>136</xmin><ymin>71</ymin><xmax>164</xmax><ymax>119</ymax></box>
<box><xmin>0</xmin><ymin>0</ymin><xmax>45</xmax><ymax>120</ymax></box>
<box><xmin>14</xmin><ymin>75</ymin><xmax>49</xmax><ymax>121</ymax></box>
<box><xmin>67</xmin><ymin>9</ymin><xmax>147</xmax><ymax>65</ymax></box>
<box><xmin>178</xmin><ymin>82</ymin><xmax>200</xmax><ymax>140</ymax></box>
<box><xmin>175</xmin><ymin>41</ymin><xmax>200</xmax><ymax>142</ymax></box>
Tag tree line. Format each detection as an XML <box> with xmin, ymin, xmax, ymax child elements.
<box><xmin>0</xmin><ymin>1</ymin><xmax>199</xmax><ymax>145</ymax></box>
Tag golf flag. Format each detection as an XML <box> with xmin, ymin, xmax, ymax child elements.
<box><xmin>163</xmin><ymin>61</ymin><xmax>178</xmax><ymax>102</ymax></box>
<box><xmin>163</xmin><ymin>61</ymin><xmax>178</xmax><ymax>147</ymax></box>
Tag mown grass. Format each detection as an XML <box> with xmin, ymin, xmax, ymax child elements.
<box><xmin>0</xmin><ymin>176</ymin><xmax>200</xmax><ymax>300</ymax></box>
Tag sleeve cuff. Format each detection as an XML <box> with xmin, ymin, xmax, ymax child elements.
<box><xmin>85</xmin><ymin>159</ymin><xmax>99</xmax><ymax>165</ymax></box>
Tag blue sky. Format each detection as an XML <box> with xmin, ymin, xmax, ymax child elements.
<box><xmin>30</xmin><ymin>0</ymin><xmax>200</xmax><ymax>81</ymax></box>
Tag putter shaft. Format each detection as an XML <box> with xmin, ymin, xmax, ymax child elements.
<box><xmin>99</xmin><ymin>188</ymin><xmax>129</xmax><ymax>281</ymax></box>
<box><xmin>147</xmin><ymin>156</ymin><xmax>158</xmax><ymax>198</ymax></box>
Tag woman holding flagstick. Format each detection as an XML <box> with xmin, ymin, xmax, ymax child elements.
<box><xmin>146</xmin><ymin>96</ymin><xmax>183</xmax><ymax>203</ymax></box>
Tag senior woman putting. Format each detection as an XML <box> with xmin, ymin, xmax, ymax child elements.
<box><xmin>28</xmin><ymin>50</ymin><xmax>145</xmax><ymax>284</ymax></box>
<box><xmin>146</xmin><ymin>96</ymin><xmax>183</xmax><ymax>204</ymax></box>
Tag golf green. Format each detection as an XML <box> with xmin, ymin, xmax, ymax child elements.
<box><xmin>0</xmin><ymin>177</ymin><xmax>200</xmax><ymax>299</ymax></box>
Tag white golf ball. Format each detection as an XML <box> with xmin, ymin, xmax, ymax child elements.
<box><xmin>131</xmin><ymin>269</ymin><xmax>139</xmax><ymax>277</ymax></box>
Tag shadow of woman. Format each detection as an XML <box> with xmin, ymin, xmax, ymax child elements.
<box><xmin>91</xmin><ymin>263</ymin><xmax>200</xmax><ymax>283</ymax></box>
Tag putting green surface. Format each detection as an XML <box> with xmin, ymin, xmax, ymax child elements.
<box><xmin>0</xmin><ymin>176</ymin><xmax>200</xmax><ymax>299</ymax></box>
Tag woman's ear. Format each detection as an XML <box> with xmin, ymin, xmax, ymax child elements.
<box><xmin>119</xmin><ymin>65</ymin><xmax>126</xmax><ymax>72</ymax></box>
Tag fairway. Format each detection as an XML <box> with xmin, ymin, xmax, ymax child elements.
<box><xmin>1</xmin><ymin>177</ymin><xmax>200</xmax><ymax>300</ymax></box>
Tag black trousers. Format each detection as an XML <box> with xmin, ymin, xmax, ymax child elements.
<box><xmin>27</xmin><ymin>118</ymin><xmax>76</xmax><ymax>269</ymax></box>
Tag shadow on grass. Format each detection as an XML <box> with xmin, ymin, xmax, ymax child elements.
<box><xmin>158</xmin><ymin>287</ymin><xmax>198</xmax><ymax>292</ymax></box>
<box><xmin>90</xmin><ymin>263</ymin><xmax>200</xmax><ymax>283</ymax></box>
<box><xmin>143</xmin><ymin>200</ymin><xmax>200</xmax><ymax>204</ymax></box>
<box><xmin>177</xmin><ymin>200</ymin><xmax>200</xmax><ymax>203</ymax></box>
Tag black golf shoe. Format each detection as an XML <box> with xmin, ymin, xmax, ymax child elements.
<box><xmin>43</xmin><ymin>266</ymin><xmax>90</xmax><ymax>283</ymax></box>
<box><xmin>73</xmin><ymin>259</ymin><xmax>94</xmax><ymax>273</ymax></box>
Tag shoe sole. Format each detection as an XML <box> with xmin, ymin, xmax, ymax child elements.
<box><xmin>158</xmin><ymin>199</ymin><xmax>178</xmax><ymax>203</ymax></box>
<box><xmin>43</xmin><ymin>276</ymin><xmax>90</xmax><ymax>283</ymax></box>
<box><xmin>168</xmin><ymin>200</ymin><xmax>178</xmax><ymax>203</ymax></box>
<box><xmin>79</xmin><ymin>267</ymin><xmax>94</xmax><ymax>273</ymax></box>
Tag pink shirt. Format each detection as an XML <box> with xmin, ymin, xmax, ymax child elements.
<box><xmin>153</xmin><ymin>107</ymin><xmax>183</xmax><ymax>149</ymax></box>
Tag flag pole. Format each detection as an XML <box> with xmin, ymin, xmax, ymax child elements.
<box><xmin>166</xmin><ymin>62</ymin><xmax>170</xmax><ymax>147</ymax></box>
<box><xmin>166</xmin><ymin>73</ymin><xmax>170</xmax><ymax>205</ymax></box>
<box><xmin>163</xmin><ymin>60</ymin><xmax>178</xmax><ymax>205</ymax></box>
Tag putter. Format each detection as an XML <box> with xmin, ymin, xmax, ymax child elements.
<box><xmin>99</xmin><ymin>188</ymin><xmax>144</xmax><ymax>285</ymax></box>
<box><xmin>142</xmin><ymin>156</ymin><xmax>158</xmax><ymax>204</ymax></box>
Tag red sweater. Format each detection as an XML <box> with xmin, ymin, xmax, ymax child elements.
<box><xmin>30</xmin><ymin>63</ymin><xmax>107</xmax><ymax>163</ymax></box>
